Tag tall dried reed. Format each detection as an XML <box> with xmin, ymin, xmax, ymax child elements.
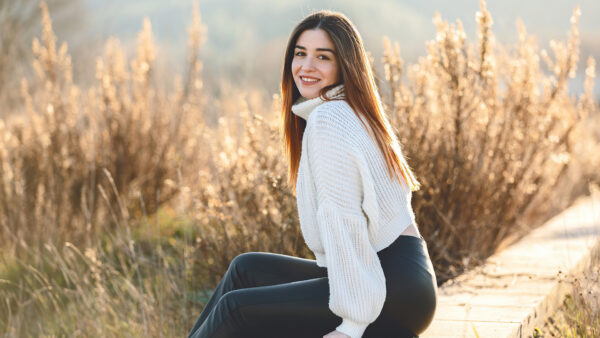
<box><xmin>1</xmin><ymin>2</ymin><xmax>207</xmax><ymax>335</ymax></box>
<box><xmin>0</xmin><ymin>1</ymin><xmax>206</xmax><ymax>250</ymax></box>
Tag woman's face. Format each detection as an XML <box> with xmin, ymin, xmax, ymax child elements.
<box><xmin>291</xmin><ymin>28</ymin><xmax>340</xmax><ymax>99</ymax></box>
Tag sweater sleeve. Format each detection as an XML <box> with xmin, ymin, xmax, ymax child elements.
<box><xmin>305</xmin><ymin>108</ymin><xmax>386</xmax><ymax>338</ymax></box>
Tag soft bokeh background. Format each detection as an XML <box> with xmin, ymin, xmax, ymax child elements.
<box><xmin>72</xmin><ymin>0</ymin><xmax>600</xmax><ymax>93</ymax></box>
<box><xmin>3</xmin><ymin>0</ymin><xmax>600</xmax><ymax>109</ymax></box>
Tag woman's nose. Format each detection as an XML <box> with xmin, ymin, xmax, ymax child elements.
<box><xmin>301</xmin><ymin>57</ymin><xmax>316</xmax><ymax>70</ymax></box>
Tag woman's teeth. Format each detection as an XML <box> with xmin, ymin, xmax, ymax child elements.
<box><xmin>302</xmin><ymin>77</ymin><xmax>319</xmax><ymax>82</ymax></box>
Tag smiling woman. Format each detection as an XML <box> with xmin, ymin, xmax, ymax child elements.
<box><xmin>187</xmin><ymin>10</ymin><xmax>437</xmax><ymax>338</ymax></box>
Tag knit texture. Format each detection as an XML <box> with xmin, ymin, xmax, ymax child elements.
<box><xmin>291</xmin><ymin>84</ymin><xmax>417</xmax><ymax>338</ymax></box>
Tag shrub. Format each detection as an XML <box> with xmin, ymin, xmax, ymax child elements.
<box><xmin>0</xmin><ymin>2</ymin><xmax>206</xmax><ymax>248</ymax></box>
<box><xmin>380</xmin><ymin>1</ymin><xmax>598</xmax><ymax>281</ymax></box>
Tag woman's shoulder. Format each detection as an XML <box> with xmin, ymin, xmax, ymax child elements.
<box><xmin>306</xmin><ymin>100</ymin><xmax>371</xmax><ymax>151</ymax></box>
<box><xmin>312</xmin><ymin>98</ymin><xmax>351</xmax><ymax>114</ymax></box>
<box><xmin>308</xmin><ymin>99</ymin><xmax>359</xmax><ymax>129</ymax></box>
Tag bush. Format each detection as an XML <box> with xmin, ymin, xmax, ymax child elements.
<box><xmin>380</xmin><ymin>1</ymin><xmax>598</xmax><ymax>282</ymax></box>
<box><xmin>0</xmin><ymin>2</ymin><xmax>206</xmax><ymax>248</ymax></box>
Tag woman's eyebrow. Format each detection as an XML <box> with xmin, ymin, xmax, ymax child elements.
<box><xmin>295</xmin><ymin>45</ymin><xmax>336</xmax><ymax>54</ymax></box>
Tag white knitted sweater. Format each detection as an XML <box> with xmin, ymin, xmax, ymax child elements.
<box><xmin>291</xmin><ymin>84</ymin><xmax>418</xmax><ymax>338</ymax></box>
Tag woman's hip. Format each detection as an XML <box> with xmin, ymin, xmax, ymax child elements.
<box><xmin>375</xmin><ymin>234</ymin><xmax>438</xmax><ymax>335</ymax></box>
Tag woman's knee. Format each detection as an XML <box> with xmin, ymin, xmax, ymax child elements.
<box><xmin>226</xmin><ymin>252</ymin><xmax>265</xmax><ymax>286</ymax></box>
<box><xmin>230</xmin><ymin>252</ymin><xmax>263</xmax><ymax>272</ymax></box>
<box><xmin>202</xmin><ymin>290</ymin><xmax>251</xmax><ymax>336</ymax></box>
<box><xmin>217</xmin><ymin>289</ymin><xmax>261</xmax><ymax>325</ymax></box>
<box><xmin>218</xmin><ymin>289</ymin><xmax>242</xmax><ymax>313</ymax></box>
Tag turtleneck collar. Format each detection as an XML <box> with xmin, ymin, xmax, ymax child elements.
<box><xmin>291</xmin><ymin>84</ymin><xmax>345</xmax><ymax>121</ymax></box>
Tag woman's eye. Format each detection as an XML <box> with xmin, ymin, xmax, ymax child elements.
<box><xmin>293</xmin><ymin>51</ymin><xmax>331</xmax><ymax>60</ymax></box>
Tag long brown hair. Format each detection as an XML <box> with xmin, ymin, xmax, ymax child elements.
<box><xmin>280</xmin><ymin>10</ymin><xmax>421</xmax><ymax>194</ymax></box>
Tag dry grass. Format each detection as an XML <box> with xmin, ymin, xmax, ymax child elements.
<box><xmin>0</xmin><ymin>2</ymin><xmax>206</xmax><ymax>250</ymax></box>
<box><xmin>0</xmin><ymin>0</ymin><xmax>598</xmax><ymax>336</ymax></box>
<box><xmin>534</xmin><ymin>195</ymin><xmax>600</xmax><ymax>337</ymax></box>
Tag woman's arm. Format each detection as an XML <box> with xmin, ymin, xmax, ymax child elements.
<box><xmin>305</xmin><ymin>105</ymin><xmax>386</xmax><ymax>338</ymax></box>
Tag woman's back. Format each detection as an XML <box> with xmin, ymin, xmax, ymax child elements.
<box><xmin>297</xmin><ymin>96</ymin><xmax>419</xmax><ymax>253</ymax></box>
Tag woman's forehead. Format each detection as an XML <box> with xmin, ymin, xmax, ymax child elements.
<box><xmin>296</xmin><ymin>29</ymin><xmax>335</xmax><ymax>50</ymax></box>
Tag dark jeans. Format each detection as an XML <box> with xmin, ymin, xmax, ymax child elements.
<box><xmin>187</xmin><ymin>234</ymin><xmax>437</xmax><ymax>338</ymax></box>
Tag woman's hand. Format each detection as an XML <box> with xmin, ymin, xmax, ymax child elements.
<box><xmin>324</xmin><ymin>330</ymin><xmax>351</xmax><ymax>338</ymax></box>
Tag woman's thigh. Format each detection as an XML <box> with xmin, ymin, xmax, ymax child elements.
<box><xmin>229</xmin><ymin>251</ymin><xmax>328</xmax><ymax>288</ymax></box>
<box><xmin>195</xmin><ymin>276</ymin><xmax>342</xmax><ymax>338</ymax></box>
<box><xmin>210</xmin><ymin>277</ymin><xmax>418</xmax><ymax>338</ymax></box>
<box><xmin>188</xmin><ymin>252</ymin><xmax>329</xmax><ymax>337</ymax></box>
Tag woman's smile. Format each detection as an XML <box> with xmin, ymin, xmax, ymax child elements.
<box><xmin>300</xmin><ymin>75</ymin><xmax>320</xmax><ymax>85</ymax></box>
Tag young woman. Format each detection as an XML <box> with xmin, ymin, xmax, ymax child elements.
<box><xmin>187</xmin><ymin>10</ymin><xmax>437</xmax><ymax>338</ymax></box>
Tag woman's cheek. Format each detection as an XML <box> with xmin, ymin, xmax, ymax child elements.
<box><xmin>325</xmin><ymin>65</ymin><xmax>337</xmax><ymax>81</ymax></box>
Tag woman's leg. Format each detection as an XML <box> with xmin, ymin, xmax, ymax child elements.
<box><xmin>187</xmin><ymin>236</ymin><xmax>435</xmax><ymax>338</ymax></box>
<box><xmin>187</xmin><ymin>252</ymin><xmax>328</xmax><ymax>337</ymax></box>
<box><xmin>189</xmin><ymin>275</ymin><xmax>342</xmax><ymax>338</ymax></box>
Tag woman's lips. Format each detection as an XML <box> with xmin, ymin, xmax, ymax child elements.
<box><xmin>300</xmin><ymin>76</ymin><xmax>320</xmax><ymax>86</ymax></box>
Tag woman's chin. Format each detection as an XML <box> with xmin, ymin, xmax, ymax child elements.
<box><xmin>298</xmin><ymin>88</ymin><xmax>321</xmax><ymax>100</ymax></box>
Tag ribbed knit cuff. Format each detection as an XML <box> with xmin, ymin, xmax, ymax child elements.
<box><xmin>314</xmin><ymin>252</ymin><xmax>327</xmax><ymax>267</ymax></box>
<box><xmin>336</xmin><ymin>318</ymin><xmax>368</xmax><ymax>338</ymax></box>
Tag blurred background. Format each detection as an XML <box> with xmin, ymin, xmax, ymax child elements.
<box><xmin>2</xmin><ymin>0</ymin><xmax>600</xmax><ymax>108</ymax></box>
